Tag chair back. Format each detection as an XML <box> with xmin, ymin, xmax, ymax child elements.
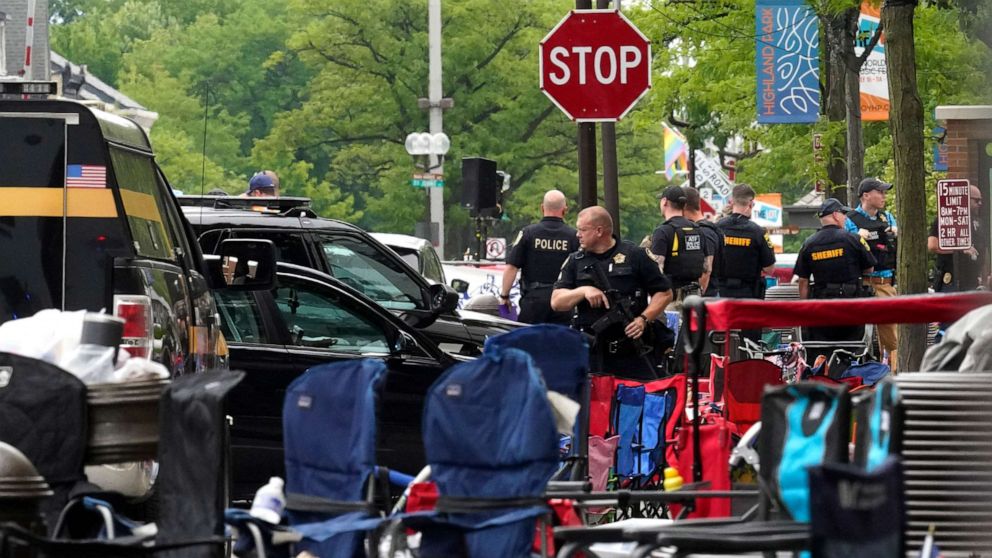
<box><xmin>283</xmin><ymin>359</ymin><xmax>384</xmax><ymax>503</ymax></box>
<box><xmin>759</xmin><ymin>382</ymin><xmax>850</xmax><ymax>522</ymax></box>
<box><xmin>725</xmin><ymin>359</ymin><xmax>785</xmax><ymax>433</ymax></box>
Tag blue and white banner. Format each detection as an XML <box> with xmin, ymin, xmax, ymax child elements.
<box><xmin>756</xmin><ymin>0</ymin><xmax>820</xmax><ymax>124</ymax></box>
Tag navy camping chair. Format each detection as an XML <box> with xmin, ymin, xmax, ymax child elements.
<box><xmin>853</xmin><ymin>378</ymin><xmax>901</xmax><ymax>471</ymax></box>
<box><xmin>483</xmin><ymin>324</ymin><xmax>590</xmax><ymax>482</ymax></box>
<box><xmin>407</xmin><ymin>348</ymin><xmax>560</xmax><ymax>558</ymax></box>
<box><xmin>281</xmin><ymin>359</ymin><xmax>390</xmax><ymax>558</ymax></box>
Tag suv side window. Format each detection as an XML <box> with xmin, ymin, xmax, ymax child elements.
<box><xmin>273</xmin><ymin>278</ymin><xmax>390</xmax><ymax>354</ymax></box>
<box><xmin>315</xmin><ymin>234</ymin><xmax>423</xmax><ymax>311</ymax></box>
<box><xmin>216</xmin><ymin>290</ymin><xmax>270</xmax><ymax>344</ymax></box>
<box><xmin>421</xmin><ymin>246</ymin><xmax>445</xmax><ymax>284</ymax></box>
<box><xmin>230</xmin><ymin>231</ymin><xmax>312</xmax><ymax>268</ymax></box>
<box><xmin>109</xmin><ymin>148</ymin><xmax>174</xmax><ymax>260</ymax></box>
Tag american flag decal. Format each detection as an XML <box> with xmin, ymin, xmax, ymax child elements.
<box><xmin>66</xmin><ymin>165</ymin><xmax>107</xmax><ymax>188</ymax></box>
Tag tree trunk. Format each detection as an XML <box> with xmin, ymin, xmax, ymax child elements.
<box><xmin>843</xmin><ymin>8</ymin><xmax>864</xmax><ymax>205</ymax></box>
<box><xmin>882</xmin><ymin>0</ymin><xmax>927</xmax><ymax>372</ymax></box>
<box><xmin>821</xmin><ymin>11</ymin><xmax>848</xmax><ymax>198</ymax></box>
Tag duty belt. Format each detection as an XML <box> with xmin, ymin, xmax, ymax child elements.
<box><xmin>812</xmin><ymin>282</ymin><xmax>860</xmax><ymax>297</ymax></box>
<box><xmin>522</xmin><ymin>281</ymin><xmax>556</xmax><ymax>290</ymax></box>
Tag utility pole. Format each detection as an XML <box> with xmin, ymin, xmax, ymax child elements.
<box><xmin>576</xmin><ymin>0</ymin><xmax>598</xmax><ymax>210</ymax></box>
<box><xmin>427</xmin><ymin>0</ymin><xmax>446</xmax><ymax>258</ymax></box>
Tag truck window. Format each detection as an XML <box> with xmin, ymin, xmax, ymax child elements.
<box><xmin>109</xmin><ymin>148</ymin><xmax>174</xmax><ymax>261</ymax></box>
<box><xmin>0</xmin><ymin>117</ymin><xmax>66</xmax><ymax>321</ymax></box>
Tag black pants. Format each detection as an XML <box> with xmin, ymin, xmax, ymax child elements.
<box><xmin>720</xmin><ymin>283</ymin><xmax>763</xmax><ymax>346</ymax></box>
<box><xmin>518</xmin><ymin>287</ymin><xmax>572</xmax><ymax>325</ymax></box>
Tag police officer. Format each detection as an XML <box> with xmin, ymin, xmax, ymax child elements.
<box><xmin>844</xmin><ymin>177</ymin><xmax>898</xmax><ymax>367</ymax></box>
<box><xmin>795</xmin><ymin>199</ymin><xmax>876</xmax><ymax>342</ymax></box>
<box><xmin>649</xmin><ymin>186</ymin><xmax>710</xmax><ymax>302</ymax></box>
<box><xmin>552</xmin><ymin>206</ymin><xmax>673</xmax><ymax>380</ymax></box>
<box><xmin>682</xmin><ymin>186</ymin><xmax>723</xmax><ymax>297</ymax></box>
<box><xmin>501</xmin><ymin>190</ymin><xmax>578</xmax><ymax>324</ymax></box>
<box><xmin>716</xmin><ymin>184</ymin><xmax>776</xmax><ymax>299</ymax></box>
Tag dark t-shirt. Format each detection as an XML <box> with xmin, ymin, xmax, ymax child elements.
<box><xmin>929</xmin><ymin>217</ymin><xmax>987</xmax><ymax>290</ymax></box>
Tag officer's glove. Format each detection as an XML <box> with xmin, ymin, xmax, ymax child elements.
<box><xmin>858</xmin><ymin>228</ymin><xmax>871</xmax><ymax>240</ymax></box>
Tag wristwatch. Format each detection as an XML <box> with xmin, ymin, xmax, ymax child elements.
<box><xmin>638</xmin><ymin>314</ymin><xmax>649</xmax><ymax>324</ymax></box>
<box><xmin>499</xmin><ymin>294</ymin><xmax>510</xmax><ymax>300</ymax></box>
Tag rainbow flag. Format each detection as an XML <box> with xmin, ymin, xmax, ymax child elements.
<box><xmin>663</xmin><ymin>123</ymin><xmax>689</xmax><ymax>180</ymax></box>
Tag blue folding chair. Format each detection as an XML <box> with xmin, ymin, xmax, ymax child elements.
<box><xmin>407</xmin><ymin>348</ymin><xmax>560</xmax><ymax>558</ymax></box>
<box><xmin>483</xmin><ymin>324</ymin><xmax>590</xmax><ymax>481</ymax></box>
<box><xmin>281</xmin><ymin>359</ymin><xmax>390</xmax><ymax>558</ymax></box>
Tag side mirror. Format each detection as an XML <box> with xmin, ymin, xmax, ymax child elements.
<box><xmin>450</xmin><ymin>278</ymin><xmax>470</xmax><ymax>295</ymax></box>
<box><xmin>205</xmin><ymin>239</ymin><xmax>277</xmax><ymax>291</ymax></box>
<box><xmin>428</xmin><ymin>283</ymin><xmax>459</xmax><ymax>314</ymax></box>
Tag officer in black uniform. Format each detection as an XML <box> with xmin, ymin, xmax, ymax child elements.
<box><xmin>716</xmin><ymin>184</ymin><xmax>777</xmax><ymax>300</ymax></box>
<box><xmin>649</xmin><ymin>186</ymin><xmax>709</xmax><ymax>302</ymax></box>
<box><xmin>795</xmin><ymin>198</ymin><xmax>876</xmax><ymax>342</ymax></box>
<box><xmin>552</xmin><ymin>206</ymin><xmax>673</xmax><ymax>380</ymax></box>
<box><xmin>682</xmin><ymin>186</ymin><xmax>723</xmax><ymax>297</ymax></box>
<box><xmin>501</xmin><ymin>189</ymin><xmax>578</xmax><ymax>324</ymax></box>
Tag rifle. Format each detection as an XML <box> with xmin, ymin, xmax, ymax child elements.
<box><xmin>584</xmin><ymin>263</ymin><xmax>659</xmax><ymax>378</ymax></box>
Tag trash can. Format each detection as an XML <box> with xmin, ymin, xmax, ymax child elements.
<box><xmin>86</xmin><ymin>378</ymin><xmax>170</xmax><ymax>465</ymax></box>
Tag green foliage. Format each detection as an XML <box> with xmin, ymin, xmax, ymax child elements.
<box><xmin>49</xmin><ymin>0</ymin><xmax>992</xmax><ymax>256</ymax></box>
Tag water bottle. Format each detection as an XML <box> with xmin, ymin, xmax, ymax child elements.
<box><xmin>249</xmin><ymin>477</ymin><xmax>286</xmax><ymax>524</ymax></box>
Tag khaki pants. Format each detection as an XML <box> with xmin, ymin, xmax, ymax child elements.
<box><xmin>866</xmin><ymin>280</ymin><xmax>898</xmax><ymax>367</ymax></box>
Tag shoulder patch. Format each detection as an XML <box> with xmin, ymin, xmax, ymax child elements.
<box><xmin>764</xmin><ymin>232</ymin><xmax>773</xmax><ymax>249</ymax></box>
<box><xmin>511</xmin><ymin>230</ymin><xmax>523</xmax><ymax>247</ymax></box>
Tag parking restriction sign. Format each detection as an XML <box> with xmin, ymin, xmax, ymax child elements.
<box><xmin>936</xmin><ymin>179</ymin><xmax>972</xmax><ymax>251</ymax></box>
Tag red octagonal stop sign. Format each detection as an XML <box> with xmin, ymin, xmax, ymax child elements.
<box><xmin>540</xmin><ymin>10</ymin><xmax>652</xmax><ymax>122</ymax></box>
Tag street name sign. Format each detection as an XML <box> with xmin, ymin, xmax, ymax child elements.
<box><xmin>936</xmin><ymin>179</ymin><xmax>972</xmax><ymax>251</ymax></box>
<box><xmin>539</xmin><ymin>10</ymin><xmax>651</xmax><ymax>122</ymax></box>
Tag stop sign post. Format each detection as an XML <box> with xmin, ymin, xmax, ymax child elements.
<box><xmin>540</xmin><ymin>10</ymin><xmax>652</xmax><ymax>122</ymax></box>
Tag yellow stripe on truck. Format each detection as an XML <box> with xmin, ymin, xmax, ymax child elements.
<box><xmin>0</xmin><ymin>187</ymin><xmax>118</xmax><ymax>218</ymax></box>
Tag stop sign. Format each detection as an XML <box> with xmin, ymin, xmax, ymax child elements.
<box><xmin>539</xmin><ymin>10</ymin><xmax>652</xmax><ymax>122</ymax></box>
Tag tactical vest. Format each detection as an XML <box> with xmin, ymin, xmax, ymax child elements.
<box><xmin>719</xmin><ymin>219</ymin><xmax>760</xmax><ymax>281</ymax></box>
<box><xmin>521</xmin><ymin>219</ymin><xmax>577</xmax><ymax>286</ymax></box>
<box><xmin>662</xmin><ymin>220</ymin><xmax>705</xmax><ymax>285</ymax></box>
<box><xmin>847</xmin><ymin>210</ymin><xmax>896</xmax><ymax>271</ymax></box>
<box><xmin>572</xmin><ymin>243</ymin><xmax>646</xmax><ymax>329</ymax></box>
<box><xmin>804</xmin><ymin>229</ymin><xmax>864</xmax><ymax>298</ymax></box>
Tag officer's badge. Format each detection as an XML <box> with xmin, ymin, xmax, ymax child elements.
<box><xmin>613</xmin><ymin>253</ymin><xmax>626</xmax><ymax>265</ymax></box>
<box><xmin>943</xmin><ymin>272</ymin><xmax>953</xmax><ymax>285</ymax></box>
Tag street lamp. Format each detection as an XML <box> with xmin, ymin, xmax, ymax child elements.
<box><xmin>404</xmin><ymin>132</ymin><xmax>450</xmax><ymax>170</ymax></box>
<box><xmin>405</xmin><ymin>132</ymin><xmax>450</xmax><ymax>250</ymax></box>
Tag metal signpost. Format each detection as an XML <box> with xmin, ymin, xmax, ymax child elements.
<box><xmin>936</xmin><ymin>179</ymin><xmax>972</xmax><ymax>251</ymax></box>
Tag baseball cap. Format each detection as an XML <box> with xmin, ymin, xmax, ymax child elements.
<box><xmin>818</xmin><ymin>198</ymin><xmax>851</xmax><ymax>217</ymax></box>
<box><xmin>655</xmin><ymin>185</ymin><xmax>688</xmax><ymax>204</ymax></box>
<box><xmin>858</xmin><ymin>177</ymin><xmax>892</xmax><ymax>197</ymax></box>
<box><xmin>246</xmin><ymin>173</ymin><xmax>276</xmax><ymax>194</ymax></box>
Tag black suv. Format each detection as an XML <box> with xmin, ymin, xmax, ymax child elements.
<box><xmin>217</xmin><ymin>262</ymin><xmax>461</xmax><ymax>500</ymax></box>
<box><xmin>180</xmin><ymin>197</ymin><xmax>519</xmax><ymax>356</ymax></box>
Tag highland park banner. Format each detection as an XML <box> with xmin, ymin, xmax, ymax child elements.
<box><xmin>856</xmin><ymin>2</ymin><xmax>889</xmax><ymax>121</ymax></box>
<box><xmin>755</xmin><ymin>0</ymin><xmax>820</xmax><ymax>124</ymax></box>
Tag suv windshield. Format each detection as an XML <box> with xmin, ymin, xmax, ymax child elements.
<box><xmin>316</xmin><ymin>234</ymin><xmax>423</xmax><ymax>311</ymax></box>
